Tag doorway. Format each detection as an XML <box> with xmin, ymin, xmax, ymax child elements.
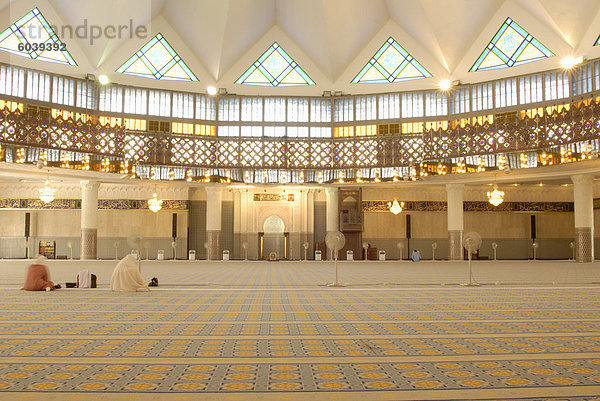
<box><xmin>259</xmin><ymin>215</ymin><xmax>288</xmax><ymax>260</ymax></box>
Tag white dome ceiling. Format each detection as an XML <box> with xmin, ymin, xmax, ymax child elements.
<box><xmin>1</xmin><ymin>0</ymin><xmax>600</xmax><ymax>95</ymax></box>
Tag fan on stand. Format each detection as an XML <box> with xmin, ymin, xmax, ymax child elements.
<box><xmin>362</xmin><ymin>242</ymin><xmax>369</xmax><ymax>261</ymax></box>
<box><xmin>325</xmin><ymin>231</ymin><xmax>346</xmax><ymax>287</ymax></box>
<box><xmin>67</xmin><ymin>241</ymin><xmax>73</xmax><ymax>260</ymax></box>
<box><xmin>113</xmin><ymin>241</ymin><xmax>120</xmax><ymax>260</ymax></box>
<box><xmin>397</xmin><ymin>242</ymin><xmax>404</xmax><ymax>260</ymax></box>
<box><xmin>143</xmin><ymin>241</ymin><xmax>150</xmax><ymax>260</ymax></box>
<box><xmin>462</xmin><ymin>232</ymin><xmax>482</xmax><ymax>286</ymax></box>
<box><xmin>204</xmin><ymin>242</ymin><xmax>210</xmax><ymax>261</ymax></box>
<box><xmin>242</xmin><ymin>242</ymin><xmax>248</xmax><ymax>261</ymax></box>
<box><xmin>491</xmin><ymin>242</ymin><xmax>498</xmax><ymax>261</ymax></box>
<box><xmin>127</xmin><ymin>236</ymin><xmax>143</xmax><ymax>272</ymax></box>
<box><xmin>302</xmin><ymin>242</ymin><xmax>309</xmax><ymax>261</ymax></box>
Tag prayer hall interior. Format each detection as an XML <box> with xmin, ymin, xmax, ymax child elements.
<box><xmin>1</xmin><ymin>0</ymin><xmax>600</xmax><ymax>399</ymax></box>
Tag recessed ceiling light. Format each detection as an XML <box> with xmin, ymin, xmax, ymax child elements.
<box><xmin>439</xmin><ymin>79</ymin><xmax>451</xmax><ymax>91</ymax></box>
<box><xmin>98</xmin><ymin>75</ymin><xmax>110</xmax><ymax>85</ymax></box>
<box><xmin>207</xmin><ymin>86</ymin><xmax>217</xmax><ymax>96</ymax></box>
<box><xmin>561</xmin><ymin>56</ymin><xmax>584</xmax><ymax>69</ymax></box>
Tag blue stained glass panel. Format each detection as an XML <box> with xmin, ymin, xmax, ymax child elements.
<box><xmin>0</xmin><ymin>7</ymin><xmax>76</xmax><ymax>65</ymax></box>
<box><xmin>236</xmin><ymin>42</ymin><xmax>315</xmax><ymax>87</ymax></box>
<box><xmin>470</xmin><ymin>18</ymin><xmax>554</xmax><ymax>72</ymax></box>
<box><xmin>116</xmin><ymin>33</ymin><xmax>198</xmax><ymax>81</ymax></box>
<box><xmin>352</xmin><ymin>37</ymin><xmax>431</xmax><ymax>84</ymax></box>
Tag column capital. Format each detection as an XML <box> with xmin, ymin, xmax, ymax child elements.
<box><xmin>205</xmin><ymin>185</ymin><xmax>224</xmax><ymax>195</ymax></box>
<box><xmin>325</xmin><ymin>186</ymin><xmax>338</xmax><ymax>195</ymax></box>
<box><xmin>571</xmin><ymin>174</ymin><xmax>593</xmax><ymax>186</ymax></box>
<box><xmin>445</xmin><ymin>183</ymin><xmax>464</xmax><ymax>193</ymax></box>
<box><xmin>80</xmin><ymin>180</ymin><xmax>100</xmax><ymax>192</ymax></box>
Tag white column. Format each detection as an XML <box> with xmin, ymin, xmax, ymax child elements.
<box><xmin>299</xmin><ymin>190</ymin><xmax>308</xmax><ymax>259</ymax></box>
<box><xmin>572</xmin><ymin>174</ymin><xmax>594</xmax><ymax>262</ymax></box>
<box><xmin>289</xmin><ymin>190</ymin><xmax>301</xmax><ymax>260</ymax></box>
<box><xmin>325</xmin><ymin>186</ymin><xmax>339</xmax><ymax>260</ymax></box>
<box><xmin>205</xmin><ymin>186</ymin><xmax>222</xmax><ymax>260</ymax></box>
<box><xmin>241</xmin><ymin>189</ymin><xmax>251</xmax><ymax>259</ymax></box>
<box><xmin>307</xmin><ymin>189</ymin><xmax>315</xmax><ymax>259</ymax></box>
<box><xmin>325</xmin><ymin>186</ymin><xmax>339</xmax><ymax>233</ymax></box>
<box><xmin>80</xmin><ymin>180</ymin><xmax>99</xmax><ymax>259</ymax></box>
<box><xmin>247</xmin><ymin>189</ymin><xmax>259</xmax><ymax>259</ymax></box>
<box><xmin>446</xmin><ymin>183</ymin><xmax>464</xmax><ymax>260</ymax></box>
<box><xmin>233</xmin><ymin>189</ymin><xmax>241</xmax><ymax>259</ymax></box>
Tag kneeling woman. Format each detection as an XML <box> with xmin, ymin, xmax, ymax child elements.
<box><xmin>111</xmin><ymin>254</ymin><xmax>149</xmax><ymax>292</ymax></box>
<box><xmin>23</xmin><ymin>256</ymin><xmax>57</xmax><ymax>291</ymax></box>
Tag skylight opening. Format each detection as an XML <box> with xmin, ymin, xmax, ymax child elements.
<box><xmin>0</xmin><ymin>7</ymin><xmax>76</xmax><ymax>65</ymax></box>
<box><xmin>236</xmin><ymin>42</ymin><xmax>315</xmax><ymax>87</ymax></box>
<box><xmin>470</xmin><ymin>17</ymin><xmax>554</xmax><ymax>72</ymax></box>
<box><xmin>352</xmin><ymin>37</ymin><xmax>431</xmax><ymax>84</ymax></box>
<box><xmin>116</xmin><ymin>33</ymin><xmax>198</xmax><ymax>81</ymax></box>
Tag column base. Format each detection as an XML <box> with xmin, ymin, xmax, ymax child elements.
<box><xmin>81</xmin><ymin>228</ymin><xmax>97</xmax><ymax>260</ymax></box>
<box><xmin>289</xmin><ymin>232</ymin><xmax>301</xmax><ymax>260</ymax></box>
<box><xmin>448</xmin><ymin>230</ymin><xmax>463</xmax><ymax>260</ymax></box>
<box><xmin>206</xmin><ymin>230</ymin><xmax>221</xmax><ymax>260</ymax></box>
<box><xmin>307</xmin><ymin>233</ymin><xmax>315</xmax><ymax>260</ymax></box>
<box><xmin>575</xmin><ymin>227</ymin><xmax>593</xmax><ymax>262</ymax></box>
<box><xmin>247</xmin><ymin>233</ymin><xmax>259</xmax><ymax>260</ymax></box>
<box><xmin>233</xmin><ymin>232</ymin><xmax>241</xmax><ymax>259</ymax></box>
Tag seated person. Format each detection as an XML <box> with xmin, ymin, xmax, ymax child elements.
<box><xmin>110</xmin><ymin>254</ymin><xmax>149</xmax><ymax>292</ymax></box>
<box><xmin>77</xmin><ymin>269</ymin><xmax>91</xmax><ymax>288</ymax></box>
<box><xmin>23</xmin><ymin>256</ymin><xmax>56</xmax><ymax>291</ymax></box>
<box><xmin>411</xmin><ymin>249</ymin><xmax>421</xmax><ymax>262</ymax></box>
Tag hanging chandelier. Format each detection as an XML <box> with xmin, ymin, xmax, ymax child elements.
<box><xmin>487</xmin><ymin>183</ymin><xmax>504</xmax><ymax>207</ymax></box>
<box><xmin>148</xmin><ymin>192</ymin><xmax>163</xmax><ymax>212</ymax></box>
<box><xmin>39</xmin><ymin>179</ymin><xmax>56</xmax><ymax>203</ymax></box>
<box><xmin>388</xmin><ymin>199</ymin><xmax>404</xmax><ymax>215</ymax></box>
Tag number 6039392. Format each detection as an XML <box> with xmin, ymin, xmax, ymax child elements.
<box><xmin>18</xmin><ymin>42</ymin><xmax>66</xmax><ymax>52</ymax></box>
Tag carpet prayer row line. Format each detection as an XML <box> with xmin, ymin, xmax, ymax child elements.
<box><xmin>2</xmin><ymin>360</ymin><xmax>600</xmax><ymax>393</ymax></box>
<box><xmin>0</xmin><ymin>337</ymin><xmax>599</xmax><ymax>358</ymax></box>
<box><xmin>2</xmin><ymin>322</ymin><xmax>600</xmax><ymax>336</ymax></box>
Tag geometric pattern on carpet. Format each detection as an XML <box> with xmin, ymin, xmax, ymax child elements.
<box><xmin>1</xmin><ymin>264</ymin><xmax>600</xmax><ymax>398</ymax></box>
<box><xmin>2</xmin><ymin>359</ymin><xmax>600</xmax><ymax>392</ymax></box>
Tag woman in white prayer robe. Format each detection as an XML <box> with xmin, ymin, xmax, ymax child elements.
<box><xmin>110</xmin><ymin>254</ymin><xmax>149</xmax><ymax>292</ymax></box>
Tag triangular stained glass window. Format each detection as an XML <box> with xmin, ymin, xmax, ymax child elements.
<box><xmin>236</xmin><ymin>42</ymin><xmax>315</xmax><ymax>87</ymax></box>
<box><xmin>0</xmin><ymin>7</ymin><xmax>76</xmax><ymax>65</ymax></box>
<box><xmin>595</xmin><ymin>34</ymin><xmax>600</xmax><ymax>46</ymax></box>
<box><xmin>470</xmin><ymin>18</ymin><xmax>554</xmax><ymax>72</ymax></box>
<box><xmin>352</xmin><ymin>37</ymin><xmax>432</xmax><ymax>83</ymax></box>
<box><xmin>116</xmin><ymin>33</ymin><xmax>198</xmax><ymax>81</ymax></box>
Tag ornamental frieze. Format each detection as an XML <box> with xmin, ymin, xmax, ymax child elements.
<box><xmin>0</xmin><ymin>198</ymin><xmax>188</xmax><ymax>210</ymax></box>
<box><xmin>253</xmin><ymin>194</ymin><xmax>294</xmax><ymax>202</ymax></box>
<box><xmin>362</xmin><ymin>200</ymin><xmax>573</xmax><ymax>212</ymax></box>
<box><xmin>362</xmin><ymin>200</ymin><xmax>447</xmax><ymax>212</ymax></box>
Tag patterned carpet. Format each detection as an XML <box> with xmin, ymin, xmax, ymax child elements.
<box><xmin>0</xmin><ymin>260</ymin><xmax>599</xmax><ymax>400</ymax></box>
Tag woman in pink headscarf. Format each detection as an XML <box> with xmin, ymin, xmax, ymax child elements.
<box><xmin>22</xmin><ymin>256</ymin><xmax>56</xmax><ymax>291</ymax></box>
